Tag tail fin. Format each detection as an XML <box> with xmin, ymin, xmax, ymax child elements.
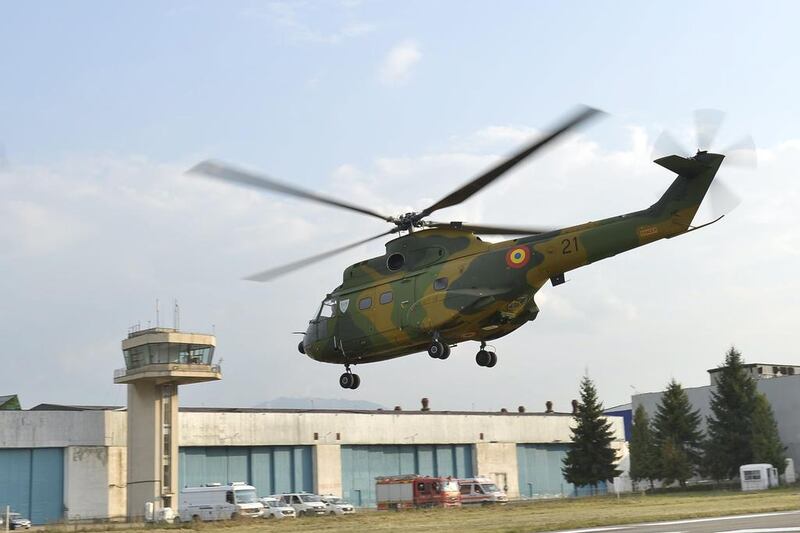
<box><xmin>651</xmin><ymin>152</ymin><xmax>725</xmax><ymax>232</ymax></box>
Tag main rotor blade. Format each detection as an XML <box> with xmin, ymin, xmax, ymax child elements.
<box><xmin>694</xmin><ymin>109</ymin><xmax>725</xmax><ymax>151</ymax></box>
<box><xmin>188</xmin><ymin>160</ymin><xmax>394</xmax><ymax>223</ymax></box>
<box><xmin>244</xmin><ymin>229</ymin><xmax>395</xmax><ymax>282</ymax></box>
<box><xmin>417</xmin><ymin>106</ymin><xmax>603</xmax><ymax>219</ymax></box>
<box><xmin>426</xmin><ymin>221</ymin><xmax>553</xmax><ymax>236</ymax></box>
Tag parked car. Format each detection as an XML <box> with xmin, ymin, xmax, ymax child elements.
<box><xmin>0</xmin><ymin>512</ymin><xmax>32</xmax><ymax>530</ymax></box>
<box><xmin>320</xmin><ymin>495</ymin><xmax>356</xmax><ymax>515</ymax></box>
<box><xmin>278</xmin><ymin>492</ymin><xmax>327</xmax><ymax>516</ymax></box>
<box><xmin>260</xmin><ymin>497</ymin><xmax>297</xmax><ymax>519</ymax></box>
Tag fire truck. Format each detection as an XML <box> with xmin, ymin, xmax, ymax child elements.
<box><xmin>375</xmin><ymin>475</ymin><xmax>461</xmax><ymax>510</ymax></box>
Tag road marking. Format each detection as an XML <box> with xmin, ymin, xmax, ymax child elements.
<box><xmin>720</xmin><ymin>529</ymin><xmax>800</xmax><ymax>533</ymax></box>
<box><xmin>548</xmin><ymin>511</ymin><xmax>800</xmax><ymax>533</ymax></box>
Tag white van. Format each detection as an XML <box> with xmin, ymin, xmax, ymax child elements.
<box><xmin>179</xmin><ymin>482</ymin><xmax>263</xmax><ymax>522</ymax></box>
<box><xmin>458</xmin><ymin>477</ymin><xmax>509</xmax><ymax>504</ymax></box>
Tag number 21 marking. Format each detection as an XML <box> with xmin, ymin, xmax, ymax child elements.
<box><xmin>561</xmin><ymin>237</ymin><xmax>579</xmax><ymax>255</ymax></box>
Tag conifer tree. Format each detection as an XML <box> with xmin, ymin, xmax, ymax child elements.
<box><xmin>562</xmin><ymin>376</ymin><xmax>621</xmax><ymax>493</ymax></box>
<box><xmin>629</xmin><ymin>404</ymin><xmax>657</xmax><ymax>489</ymax></box>
<box><xmin>704</xmin><ymin>346</ymin><xmax>758</xmax><ymax>480</ymax></box>
<box><xmin>651</xmin><ymin>379</ymin><xmax>703</xmax><ymax>487</ymax></box>
<box><xmin>751</xmin><ymin>393</ymin><xmax>786</xmax><ymax>474</ymax></box>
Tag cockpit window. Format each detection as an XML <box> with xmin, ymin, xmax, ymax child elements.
<box><xmin>358</xmin><ymin>297</ymin><xmax>372</xmax><ymax>310</ymax></box>
<box><xmin>319</xmin><ymin>299</ymin><xmax>336</xmax><ymax>318</ymax></box>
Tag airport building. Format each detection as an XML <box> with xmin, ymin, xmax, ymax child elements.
<box><xmin>0</xmin><ymin>402</ymin><xmax>625</xmax><ymax>524</ymax></box>
<box><xmin>0</xmin><ymin>324</ymin><xmax>627</xmax><ymax>524</ymax></box>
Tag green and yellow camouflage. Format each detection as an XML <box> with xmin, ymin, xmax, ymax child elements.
<box><xmin>302</xmin><ymin>152</ymin><xmax>724</xmax><ymax>373</ymax></box>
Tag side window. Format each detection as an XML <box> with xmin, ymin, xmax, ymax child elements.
<box><xmin>358</xmin><ymin>297</ymin><xmax>372</xmax><ymax>310</ymax></box>
<box><xmin>475</xmin><ymin>484</ymin><xmax>484</xmax><ymax>494</ymax></box>
<box><xmin>292</xmin><ymin>495</ymin><xmax>302</xmax><ymax>504</ymax></box>
<box><xmin>379</xmin><ymin>291</ymin><xmax>393</xmax><ymax>305</ymax></box>
<box><xmin>226</xmin><ymin>491</ymin><xmax>234</xmax><ymax>504</ymax></box>
<box><xmin>417</xmin><ymin>482</ymin><xmax>426</xmax><ymax>493</ymax></box>
<box><xmin>459</xmin><ymin>484</ymin><xmax>471</xmax><ymax>495</ymax></box>
<box><xmin>433</xmin><ymin>277</ymin><xmax>448</xmax><ymax>291</ymax></box>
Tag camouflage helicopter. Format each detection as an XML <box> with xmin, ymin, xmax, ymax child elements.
<box><xmin>191</xmin><ymin>107</ymin><xmax>750</xmax><ymax>389</ymax></box>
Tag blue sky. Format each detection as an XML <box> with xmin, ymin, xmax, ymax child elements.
<box><xmin>1</xmin><ymin>1</ymin><xmax>799</xmax><ymax>410</ymax></box>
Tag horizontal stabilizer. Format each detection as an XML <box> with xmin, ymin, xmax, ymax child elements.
<box><xmin>654</xmin><ymin>155</ymin><xmax>709</xmax><ymax>177</ymax></box>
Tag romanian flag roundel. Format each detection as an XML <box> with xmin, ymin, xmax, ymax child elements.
<box><xmin>505</xmin><ymin>245</ymin><xmax>530</xmax><ymax>269</ymax></box>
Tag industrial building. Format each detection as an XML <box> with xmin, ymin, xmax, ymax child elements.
<box><xmin>633</xmin><ymin>363</ymin><xmax>800</xmax><ymax>477</ymax></box>
<box><xmin>0</xmin><ymin>403</ymin><xmax>625</xmax><ymax>524</ymax></box>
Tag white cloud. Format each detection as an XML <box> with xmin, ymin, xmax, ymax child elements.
<box><xmin>378</xmin><ymin>40</ymin><xmax>421</xmax><ymax>86</ymax></box>
<box><xmin>243</xmin><ymin>2</ymin><xmax>376</xmax><ymax>45</ymax></box>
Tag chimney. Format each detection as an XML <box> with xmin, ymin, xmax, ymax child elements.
<box><xmin>545</xmin><ymin>401</ymin><xmax>553</xmax><ymax>413</ymax></box>
<box><xmin>421</xmin><ymin>397</ymin><xmax>430</xmax><ymax>411</ymax></box>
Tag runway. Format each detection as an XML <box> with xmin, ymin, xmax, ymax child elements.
<box><xmin>547</xmin><ymin>510</ymin><xmax>800</xmax><ymax>533</ymax></box>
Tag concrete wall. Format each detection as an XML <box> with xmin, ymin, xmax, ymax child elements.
<box><xmin>64</xmin><ymin>446</ymin><xmax>127</xmax><ymax>521</ymax></box>
<box><xmin>179</xmin><ymin>410</ymin><xmax>610</xmax><ymax>446</ymax></box>
<box><xmin>314</xmin><ymin>444</ymin><xmax>342</xmax><ymax>496</ymax></box>
<box><xmin>0</xmin><ymin>411</ymin><xmax>126</xmax><ymax>448</ymax></box>
<box><xmin>474</xmin><ymin>442</ymin><xmax>519</xmax><ymax>498</ymax></box>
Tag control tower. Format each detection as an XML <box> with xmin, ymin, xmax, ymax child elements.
<box><xmin>114</xmin><ymin>327</ymin><xmax>221</xmax><ymax>517</ymax></box>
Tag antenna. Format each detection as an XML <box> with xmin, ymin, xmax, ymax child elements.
<box><xmin>156</xmin><ymin>299</ymin><xmax>160</xmax><ymax>327</ymax></box>
<box><xmin>174</xmin><ymin>300</ymin><xmax>181</xmax><ymax>330</ymax></box>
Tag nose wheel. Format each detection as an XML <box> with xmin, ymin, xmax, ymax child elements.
<box><xmin>339</xmin><ymin>365</ymin><xmax>361</xmax><ymax>389</ymax></box>
<box><xmin>427</xmin><ymin>340</ymin><xmax>451</xmax><ymax>359</ymax></box>
<box><xmin>476</xmin><ymin>343</ymin><xmax>497</xmax><ymax>368</ymax></box>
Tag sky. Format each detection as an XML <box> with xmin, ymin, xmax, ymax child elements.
<box><xmin>1</xmin><ymin>1</ymin><xmax>799</xmax><ymax>412</ymax></box>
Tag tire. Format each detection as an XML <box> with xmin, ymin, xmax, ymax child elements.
<box><xmin>350</xmin><ymin>373</ymin><xmax>361</xmax><ymax>389</ymax></box>
<box><xmin>440</xmin><ymin>344</ymin><xmax>451</xmax><ymax>360</ymax></box>
<box><xmin>298</xmin><ymin>341</ymin><xmax>305</xmax><ymax>354</ymax></box>
<box><xmin>476</xmin><ymin>350</ymin><xmax>491</xmax><ymax>366</ymax></box>
<box><xmin>486</xmin><ymin>351</ymin><xmax>497</xmax><ymax>367</ymax></box>
<box><xmin>428</xmin><ymin>341</ymin><xmax>445</xmax><ymax>358</ymax></box>
<box><xmin>299</xmin><ymin>510</ymin><xmax>307</xmax><ymax>517</ymax></box>
<box><xmin>339</xmin><ymin>373</ymin><xmax>354</xmax><ymax>388</ymax></box>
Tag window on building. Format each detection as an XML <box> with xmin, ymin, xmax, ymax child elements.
<box><xmin>379</xmin><ymin>291</ymin><xmax>393</xmax><ymax>304</ymax></box>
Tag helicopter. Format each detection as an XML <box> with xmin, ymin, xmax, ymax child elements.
<box><xmin>190</xmin><ymin>106</ymin><xmax>746</xmax><ymax>390</ymax></box>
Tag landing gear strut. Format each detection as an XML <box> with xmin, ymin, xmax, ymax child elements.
<box><xmin>476</xmin><ymin>342</ymin><xmax>497</xmax><ymax>368</ymax></box>
<box><xmin>339</xmin><ymin>364</ymin><xmax>361</xmax><ymax>389</ymax></box>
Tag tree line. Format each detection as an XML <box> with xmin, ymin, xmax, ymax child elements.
<box><xmin>562</xmin><ymin>347</ymin><xmax>786</xmax><ymax>492</ymax></box>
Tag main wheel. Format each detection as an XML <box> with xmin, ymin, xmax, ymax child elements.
<box><xmin>439</xmin><ymin>344</ymin><xmax>451</xmax><ymax>360</ymax></box>
<box><xmin>350</xmin><ymin>373</ymin><xmax>361</xmax><ymax>389</ymax></box>
<box><xmin>339</xmin><ymin>372</ymin><xmax>355</xmax><ymax>389</ymax></box>
<box><xmin>476</xmin><ymin>350</ymin><xmax>491</xmax><ymax>367</ymax></box>
<box><xmin>428</xmin><ymin>341</ymin><xmax>445</xmax><ymax>358</ymax></box>
<box><xmin>298</xmin><ymin>341</ymin><xmax>305</xmax><ymax>354</ymax></box>
<box><xmin>486</xmin><ymin>351</ymin><xmax>497</xmax><ymax>367</ymax></box>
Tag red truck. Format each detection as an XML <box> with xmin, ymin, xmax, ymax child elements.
<box><xmin>376</xmin><ymin>475</ymin><xmax>461</xmax><ymax>510</ymax></box>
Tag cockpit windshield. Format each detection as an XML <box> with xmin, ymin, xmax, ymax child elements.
<box><xmin>318</xmin><ymin>298</ymin><xmax>336</xmax><ymax>319</ymax></box>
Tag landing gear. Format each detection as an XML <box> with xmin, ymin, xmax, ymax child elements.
<box><xmin>428</xmin><ymin>340</ymin><xmax>451</xmax><ymax>359</ymax></box>
<box><xmin>339</xmin><ymin>365</ymin><xmax>361</xmax><ymax>389</ymax></box>
<box><xmin>476</xmin><ymin>342</ymin><xmax>497</xmax><ymax>368</ymax></box>
<box><xmin>297</xmin><ymin>341</ymin><xmax>305</xmax><ymax>354</ymax></box>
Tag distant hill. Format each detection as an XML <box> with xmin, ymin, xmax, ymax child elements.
<box><xmin>254</xmin><ymin>396</ymin><xmax>384</xmax><ymax>410</ymax></box>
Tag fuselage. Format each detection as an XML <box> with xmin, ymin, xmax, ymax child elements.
<box><xmin>302</xmin><ymin>152</ymin><xmax>724</xmax><ymax>366</ymax></box>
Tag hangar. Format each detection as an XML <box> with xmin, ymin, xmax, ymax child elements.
<box><xmin>0</xmin><ymin>402</ymin><xmax>625</xmax><ymax>523</ymax></box>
